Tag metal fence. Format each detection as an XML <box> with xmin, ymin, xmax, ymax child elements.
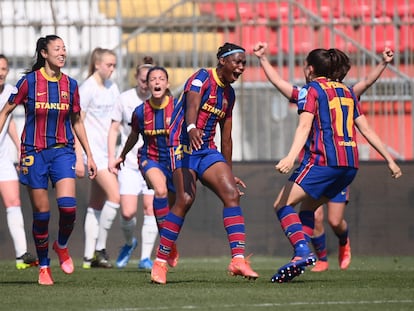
<box><xmin>1</xmin><ymin>0</ymin><xmax>413</xmax><ymax>160</ymax></box>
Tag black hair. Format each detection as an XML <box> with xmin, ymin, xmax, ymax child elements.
<box><xmin>216</xmin><ymin>42</ymin><xmax>245</xmax><ymax>59</ymax></box>
<box><xmin>28</xmin><ymin>35</ymin><xmax>61</xmax><ymax>73</ymax></box>
<box><xmin>146</xmin><ymin>66</ymin><xmax>169</xmax><ymax>82</ymax></box>
<box><xmin>306</xmin><ymin>48</ymin><xmax>351</xmax><ymax>80</ymax></box>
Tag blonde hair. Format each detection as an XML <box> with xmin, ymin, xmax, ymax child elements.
<box><xmin>87</xmin><ymin>47</ymin><xmax>116</xmax><ymax>77</ymax></box>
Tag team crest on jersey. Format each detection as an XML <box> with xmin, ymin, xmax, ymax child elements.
<box><xmin>298</xmin><ymin>88</ymin><xmax>308</xmax><ymax>100</ymax></box>
<box><xmin>61</xmin><ymin>91</ymin><xmax>68</xmax><ymax>99</ymax></box>
<box><xmin>191</xmin><ymin>79</ymin><xmax>203</xmax><ymax>87</ymax></box>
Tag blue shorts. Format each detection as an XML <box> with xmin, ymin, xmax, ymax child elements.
<box><xmin>289</xmin><ymin>163</ymin><xmax>357</xmax><ymax>200</ymax></box>
<box><xmin>330</xmin><ymin>186</ymin><xmax>350</xmax><ymax>204</ymax></box>
<box><xmin>19</xmin><ymin>146</ymin><xmax>76</xmax><ymax>189</ymax></box>
<box><xmin>139</xmin><ymin>158</ymin><xmax>175</xmax><ymax>193</ymax></box>
<box><xmin>173</xmin><ymin>145</ymin><xmax>225</xmax><ymax>178</ymax></box>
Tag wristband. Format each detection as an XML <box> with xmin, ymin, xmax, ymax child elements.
<box><xmin>186</xmin><ymin>123</ymin><xmax>196</xmax><ymax>133</ymax></box>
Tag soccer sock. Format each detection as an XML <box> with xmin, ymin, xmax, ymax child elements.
<box><xmin>223</xmin><ymin>206</ymin><xmax>246</xmax><ymax>258</ymax></box>
<box><xmin>276</xmin><ymin>205</ymin><xmax>310</xmax><ymax>256</ymax></box>
<box><xmin>156</xmin><ymin>212</ymin><xmax>184</xmax><ymax>261</ymax></box>
<box><xmin>32</xmin><ymin>211</ymin><xmax>50</xmax><ymax>266</ymax></box>
<box><xmin>311</xmin><ymin>233</ymin><xmax>328</xmax><ymax>261</ymax></box>
<box><xmin>57</xmin><ymin>197</ymin><xmax>76</xmax><ymax>248</ymax></box>
<box><xmin>84</xmin><ymin>207</ymin><xmax>101</xmax><ymax>260</ymax></box>
<box><xmin>6</xmin><ymin>206</ymin><xmax>27</xmax><ymax>258</ymax></box>
<box><xmin>153</xmin><ymin>197</ymin><xmax>169</xmax><ymax>230</ymax></box>
<box><xmin>120</xmin><ymin>215</ymin><xmax>136</xmax><ymax>246</ymax></box>
<box><xmin>96</xmin><ymin>200</ymin><xmax>119</xmax><ymax>251</ymax></box>
<box><xmin>335</xmin><ymin>228</ymin><xmax>349</xmax><ymax>246</ymax></box>
<box><xmin>141</xmin><ymin>215</ymin><xmax>158</xmax><ymax>260</ymax></box>
<box><xmin>299</xmin><ymin>210</ymin><xmax>315</xmax><ymax>243</ymax></box>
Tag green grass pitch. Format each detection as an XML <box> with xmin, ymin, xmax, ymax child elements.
<box><xmin>1</xmin><ymin>256</ymin><xmax>413</xmax><ymax>311</ymax></box>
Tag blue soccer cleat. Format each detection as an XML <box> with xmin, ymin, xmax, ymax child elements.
<box><xmin>138</xmin><ymin>257</ymin><xmax>153</xmax><ymax>270</ymax></box>
<box><xmin>116</xmin><ymin>238</ymin><xmax>137</xmax><ymax>268</ymax></box>
<box><xmin>271</xmin><ymin>254</ymin><xmax>316</xmax><ymax>283</ymax></box>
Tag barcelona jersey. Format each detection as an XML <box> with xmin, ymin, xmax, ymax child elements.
<box><xmin>297</xmin><ymin>77</ymin><xmax>362</xmax><ymax>168</ymax></box>
<box><xmin>8</xmin><ymin>67</ymin><xmax>80</xmax><ymax>155</ymax></box>
<box><xmin>131</xmin><ymin>95</ymin><xmax>176</xmax><ymax>164</ymax></box>
<box><xmin>169</xmin><ymin>68</ymin><xmax>235</xmax><ymax>149</ymax></box>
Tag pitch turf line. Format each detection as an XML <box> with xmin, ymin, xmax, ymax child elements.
<box><xmin>98</xmin><ymin>299</ymin><xmax>414</xmax><ymax>311</ymax></box>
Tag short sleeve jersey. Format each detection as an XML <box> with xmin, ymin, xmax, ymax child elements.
<box><xmin>8</xmin><ymin>68</ymin><xmax>80</xmax><ymax>154</ymax></box>
<box><xmin>130</xmin><ymin>95</ymin><xmax>176</xmax><ymax>164</ymax></box>
<box><xmin>79</xmin><ymin>75</ymin><xmax>120</xmax><ymax>152</ymax></box>
<box><xmin>111</xmin><ymin>88</ymin><xmax>146</xmax><ymax>168</ymax></box>
<box><xmin>297</xmin><ymin>77</ymin><xmax>362</xmax><ymax>168</ymax></box>
<box><xmin>169</xmin><ymin>68</ymin><xmax>235</xmax><ymax>149</ymax></box>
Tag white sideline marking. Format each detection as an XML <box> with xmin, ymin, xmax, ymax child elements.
<box><xmin>99</xmin><ymin>299</ymin><xmax>414</xmax><ymax>311</ymax></box>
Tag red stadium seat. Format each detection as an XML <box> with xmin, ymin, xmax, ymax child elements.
<box><xmin>257</xmin><ymin>1</ymin><xmax>300</xmax><ymax>20</ymax></box>
<box><xmin>347</xmin><ymin>17</ymin><xmax>395</xmax><ymax>53</ymax></box>
<box><xmin>302</xmin><ymin>0</ymin><xmax>341</xmax><ymax>19</ymax></box>
<box><xmin>318</xmin><ymin>18</ymin><xmax>358</xmax><ymax>53</ymax></box>
<box><xmin>343</xmin><ymin>0</ymin><xmax>382</xmax><ymax>19</ymax></box>
<box><xmin>225</xmin><ymin>25</ymin><xmax>279</xmax><ymax>55</ymax></box>
<box><xmin>214</xmin><ymin>2</ymin><xmax>254</xmax><ymax>21</ymax></box>
<box><xmin>400</xmin><ymin>18</ymin><xmax>414</xmax><ymax>51</ymax></box>
<box><xmin>279</xmin><ymin>18</ymin><xmax>316</xmax><ymax>54</ymax></box>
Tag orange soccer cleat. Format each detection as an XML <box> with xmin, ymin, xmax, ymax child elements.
<box><xmin>151</xmin><ymin>260</ymin><xmax>168</xmax><ymax>284</ymax></box>
<box><xmin>53</xmin><ymin>241</ymin><xmax>74</xmax><ymax>274</ymax></box>
<box><xmin>228</xmin><ymin>256</ymin><xmax>259</xmax><ymax>280</ymax></box>
<box><xmin>311</xmin><ymin>260</ymin><xmax>329</xmax><ymax>272</ymax></box>
<box><xmin>167</xmin><ymin>243</ymin><xmax>179</xmax><ymax>268</ymax></box>
<box><xmin>38</xmin><ymin>266</ymin><xmax>54</xmax><ymax>286</ymax></box>
<box><xmin>338</xmin><ymin>238</ymin><xmax>351</xmax><ymax>270</ymax></box>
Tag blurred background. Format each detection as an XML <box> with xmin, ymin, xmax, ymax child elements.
<box><xmin>1</xmin><ymin>0</ymin><xmax>413</xmax><ymax>161</ymax></box>
<box><xmin>0</xmin><ymin>0</ymin><xmax>413</xmax><ymax>259</ymax></box>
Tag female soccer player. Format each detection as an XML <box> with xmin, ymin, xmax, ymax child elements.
<box><xmin>0</xmin><ymin>35</ymin><xmax>97</xmax><ymax>285</ymax></box>
<box><xmin>114</xmin><ymin>66</ymin><xmax>179</xmax><ymax>270</ymax></box>
<box><xmin>0</xmin><ymin>54</ymin><xmax>38</xmax><ymax>269</ymax></box>
<box><xmin>80</xmin><ymin>47</ymin><xmax>120</xmax><ymax>269</ymax></box>
<box><xmin>108</xmin><ymin>57</ymin><xmax>158</xmax><ymax>270</ymax></box>
<box><xmin>268</xmin><ymin>48</ymin><xmax>401</xmax><ymax>283</ymax></box>
<box><xmin>150</xmin><ymin>43</ymin><xmax>258</xmax><ymax>284</ymax></box>
<box><xmin>253</xmin><ymin>42</ymin><xmax>395</xmax><ymax>272</ymax></box>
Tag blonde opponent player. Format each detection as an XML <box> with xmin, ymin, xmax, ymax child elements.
<box><xmin>0</xmin><ymin>54</ymin><xmax>38</xmax><ymax>269</ymax></box>
<box><xmin>80</xmin><ymin>48</ymin><xmax>120</xmax><ymax>269</ymax></box>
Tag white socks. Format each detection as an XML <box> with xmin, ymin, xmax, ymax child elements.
<box><xmin>95</xmin><ymin>201</ymin><xmax>119</xmax><ymax>251</ymax></box>
<box><xmin>141</xmin><ymin>215</ymin><xmax>158</xmax><ymax>260</ymax></box>
<box><xmin>6</xmin><ymin>206</ymin><xmax>27</xmax><ymax>258</ymax></box>
<box><xmin>84</xmin><ymin>207</ymin><xmax>101</xmax><ymax>260</ymax></box>
<box><xmin>120</xmin><ymin>215</ymin><xmax>136</xmax><ymax>246</ymax></box>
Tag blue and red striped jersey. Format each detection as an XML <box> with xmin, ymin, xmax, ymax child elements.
<box><xmin>131</xmin><ymin>95</ymin><xmax>176</xmax><ymax>163</ymax></box>
<box><xmin>169</xmin><ymin>68</ymin><xmax>235</xmax><ymax>149</ymax></box>
<box><xmin>8</xmin><ymin>67</ymin><xmax>80</xmax><ymax>154</ymax></box>
<box><xmin>297</xmin><ymin>77</ymin><xmax>362</xmax><ymax>168</ymax></box>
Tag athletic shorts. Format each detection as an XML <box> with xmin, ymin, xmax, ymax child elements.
<box><xmin>83</xmin><ymin>146</ymin><xmax>108</xmax><ymax>171</ymax></box>
<box><xmin>0</xmin><ymin>157</ymin><xmax>18</xmax><ymax>181</ymax></box>
<box><xmin>173</xmin><ymin>145</ymin><xmax>225</xmax><ymax>177</ymax></box>
<box><xmin>19</xmin><ymin>145</ymin><xmax>76</xmax><ymax>189</ymax></box>
<box><xmin>289</xmin><ymin>163</ymin><xmax>357</xmax><ymax>200</ymax></box>
<box><xmin>330</xmin><ymin>186</ymin><xmax>350</xmax><ymax>204</ymax></box>
<box><xmin>118</xmin><ymin>165</ymin><xmax>154</xmax><ymax>196</ymax></box>
<box><xmin>139</xmin><ymin>158</ymin><xmax>175</xmax><ymax>193</ymax></box>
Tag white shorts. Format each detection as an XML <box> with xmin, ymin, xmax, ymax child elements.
<box><xmin>118</xmin><ymin>165</ymin><xmax>154</xmax><ymax>196</ymax></box>
<box><xmin>0</xmin><ymin>158</ymin><xmax>18</xmax><ymax>181</ymax></box>
<box><xmin>83</xmin><ymin>143</ymin><xmax>108</xmax><ymax>171</ymax></box>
